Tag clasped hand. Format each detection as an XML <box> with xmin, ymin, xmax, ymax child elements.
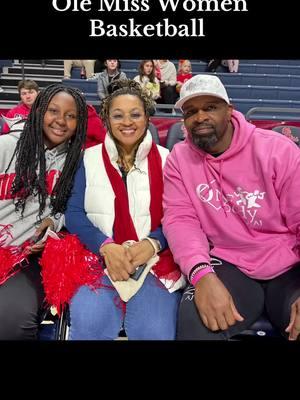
<box><xmin>100</xmin><ymin>239</ymin><xmax>154</xmax><ymax>282</ymax></box>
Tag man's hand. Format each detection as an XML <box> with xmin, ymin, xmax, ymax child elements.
<box><xmin>194</xmin><ymin>273</ymin><xmax>244</xmax><ymax>331</ymax></box>
<box><xmin>101</xmin><ymin>243</ymin><xmax>135</xmax><ymax>281</ymax></box>
<box><xmin>125</xmin><ymin>240</ymin><xmax>155</xmax><ymax>268</ymax></box>
<box><xmin>285</xmin><ymin>297</ymin><xmax>300</xmax><ymax>340</ymax></box>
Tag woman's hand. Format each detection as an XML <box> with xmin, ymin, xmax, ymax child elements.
<box><xmin>101</xmin><ymin>243</ymin><xmax>135</xmax><ymax>281</ymax></box>
<box><xmin>125</xmin><ymin>239</ymin><xmax>155</xmax><ymax>268</ymax></box>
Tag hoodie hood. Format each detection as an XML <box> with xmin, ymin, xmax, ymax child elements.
<box><xmin>184</xmin><ymin>110</ymin><xmax>257</xmax><ymax>212</ymax></box>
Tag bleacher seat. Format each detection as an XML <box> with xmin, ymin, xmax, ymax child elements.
<box><xmin>231</xmin><ymin>98</ymin><xmax>300</xmax><ymax>115</ymax></box>
<box><xmin>149</xmin><ymin>122</ymin><xmax>160</xmax><ymax>144</ymax></box>
<box><xmin>216</xmin><ymin>72</ymin><xmax>300</xmax><ymax>87</ymax></box>
<box><xmin>226</xmin><ymin>85</ymin><xmax>300</xmax><ymax>101</ymax></box>
<box><xmin>239</xmin><ymin>63</ymin><xmax>300</xmax><ymax>75</ymax></box>
<box><xmin>246</xmin><ymin>107</ymin><xmax>300</xmax><ymax>121</ymax></box>
<box><xmin>232</xmin><ymin>313</ymin><xmax>282</xmax><ymax>340</ymax></box>
<box><xmin>0</xmin><ymin>116</ymin><xmax>4</xmax><ymax>134</ymax></box>
<box><xmin>165</xmin><ymin>121</ymin><xmax>185</xmax><ymax>151</ymax></box>
<box><xmin>271</xmin><ymin>125</ymin><xmax>300</xmax><ymax>146</ymax></box>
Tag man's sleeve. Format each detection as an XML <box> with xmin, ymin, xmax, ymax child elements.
<box><xmin>276</xmin><ymin>144</ymin><xmax>300</xmax><ymax>242</ymax></box>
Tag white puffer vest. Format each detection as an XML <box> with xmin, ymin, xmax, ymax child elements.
<box><xmin>83</xmin><ymin>130</ymin><xmax>169</xmax><ymax>238</ymax></box>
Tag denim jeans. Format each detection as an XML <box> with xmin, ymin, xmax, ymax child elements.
<box><xmin>69</xmin><ymin>274</ymin><xmax>182</xmax><ymax>340</ymax></box>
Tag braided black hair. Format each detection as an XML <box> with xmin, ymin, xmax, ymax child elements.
<box><xmin>11</xmin><ymin>83</ymin><xmax>88</xmax><ymax>219</ymax></box>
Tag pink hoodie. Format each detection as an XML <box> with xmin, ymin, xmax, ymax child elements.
<box><xmin>163</xmin><ymin>110</ymin><xmax>300</xmax><ymax>280</ymax></box>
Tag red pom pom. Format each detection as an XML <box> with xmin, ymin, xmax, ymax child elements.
<box><xmin>40</xmin><ymin>234</ymin><xmax>104</xmax><ymax>315</ymax></box>
<box><xmin>0</xmin><ymin>247</ymin><xmax>29</xmax><ymax>285</ymax></box>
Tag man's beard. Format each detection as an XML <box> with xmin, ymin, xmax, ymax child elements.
<box><xmin>191</xmin><ymin>131</ymin><xmax>218</xmax><ymax>151</ymax></box>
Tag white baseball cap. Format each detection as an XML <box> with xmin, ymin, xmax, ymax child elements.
<box><xmin>174</xmin><ymin>74</ymin><xmax>230</xmax><ymax>110</ymax></box>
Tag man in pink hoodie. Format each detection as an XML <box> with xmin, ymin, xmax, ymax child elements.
<box><xmin>163</xmin><ymin>74</ymin><xmax>300</xmax><ymax>340</ymax></box>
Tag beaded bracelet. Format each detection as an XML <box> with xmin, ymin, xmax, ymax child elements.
<box><xmin>189</xmin><ymin>263</ymin><xmax>210</xmax><ymax>281</ymax></box>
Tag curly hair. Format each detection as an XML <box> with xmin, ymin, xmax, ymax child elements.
<box><xmin>100</xmin><ymin>79</ymin><xmax>155</xmax><ymax>122</ymax></box>
<box><xmin>11</xmin><ymin>83</ymin><xmax>88</xmax><ymax>219</ymax></box>
<box><xmin>99</xmin><ymin>79</ymin><xmax>156</xmax><ymax>172</ymax></box>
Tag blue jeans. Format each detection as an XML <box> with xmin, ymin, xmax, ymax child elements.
<box><xmin>69</xmin><ymin>274</ymin><xmax>181</xmax><ymax>340</ymax></box>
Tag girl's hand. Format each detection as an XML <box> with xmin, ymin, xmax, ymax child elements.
<box><xmin>25</xmin><ymin>217</ymin><xmax>54</xmax><ymax>255</ymax></box>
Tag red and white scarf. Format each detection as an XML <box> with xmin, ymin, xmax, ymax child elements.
<box><xmin>102</xmin><ymin>140</ymin><xmax>184</xmax><ymax>289</ymax></box>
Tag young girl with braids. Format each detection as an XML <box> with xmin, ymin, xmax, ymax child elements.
<box><xmin>0</xmin><ymin>84</ymin><xmax>88</xmax><ymax>340</ymax></box>
<box><xmin>65</xmin><ymin>79</ymin><xmax>185</xmax><ymax>340</ymax></box>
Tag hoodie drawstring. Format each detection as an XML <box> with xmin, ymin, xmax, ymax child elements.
<box><xmin>203</xmin><ymin>156</ymin><xmax>228</xmax><ymax>217</ymax></box>
<box><xmin>218</xmin><ymin>159</ymin><xmax>228</xmax><ymax>217</ymax></box>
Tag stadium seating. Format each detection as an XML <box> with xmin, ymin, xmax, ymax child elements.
<box><xmin>165</xmin><ymin>121</ymin><xmax>185</xmax><ymax>151</ymax></box>
<box><xmin>149</xmin><ymin>121</ymin><xmax>160</xmax><ymax>144</ymax></box>
<box><xmin>271</xmin><ymin>125</ymin><xmax>300</xmax><ymax>145</ymax></box>
<box><xmin>246</xmin><ymin>107</ymin><xmax>300</xmax><ymax>121</ymax></box>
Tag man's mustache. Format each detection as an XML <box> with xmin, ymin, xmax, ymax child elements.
<box><xmin>191</xmin><ymin>124</ymin><xmax>214</xmax><ymax>133</ymax></box>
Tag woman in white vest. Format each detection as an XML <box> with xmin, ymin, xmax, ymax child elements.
<box><xmin>65</xmin><ymin>79</ymin><xmax>185</xmax><ymax>340</ymax></box>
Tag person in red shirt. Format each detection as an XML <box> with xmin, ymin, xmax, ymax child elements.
<box><xmin>1</xmin><ymin>79</ymin><xmax>39</xmax><ymax>133</ymax></box>
<box><xmin>85</xmin><ymin>104</ymin><xmax>106</xmax><ymax>148</ymax></box>
<box><xmin>176</xmin><ymin>59</ymin><xmax>192</xmax><ymax>94</ymax></box>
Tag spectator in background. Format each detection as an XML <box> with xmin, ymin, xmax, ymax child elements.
<box><xmin>94</xmin><ymin>59</ymin><xmax>106</xmax><ymax>74</ymax></box>
<box><xmin>1</xmin><ymin>80</ymin><xmax>39</xmax><ymax>134</ymax></box>
<box><xmin>222</xmin><ymin>60</ymin><xmax>239</xmax><ymax>73</ymax></box>
<box><xmin>153</xmin><ymin>60</ymin><xmax>162</xmax><ymax>81</ymax></box>
<box><xmin>134</xmin><ymin>60</ymin><xmax>160</xmax><ymax>101</ymax></box>
<box><xmin>156</xmin><ymin>60</ymin><xmax>177</xmax><ymax>106</ymax></box>
<box><xmin>85</xmin><ymin>104</ymin><xmax>106</xmax><ymax>148</ymax></box>
<box><xmin>176</xmin><ymin>59</ymin><xmax>193</xmax><ymax>94</ymax></box>
<box><xmin>64</xmin><ymin>60</ymin><xmax>95</xmax><ymax>80</ymax></box>
<box><xmin>85</xmin><ymin>59</ymin><xmax>106</xmax><ymax>81</ymax></box>
<box><xmin>163</xmin><ymin>74</ymin><xmax>300</xmax><ymax>341</ymax></box>
<box><xmin>97</xmin><ymin>59</ymin><xmax>127</xmax><ymax>103</ymax></box>
<box><xmin>205</xmin><ymin>59</ymin><xmax>222</xmax><ymax>72</ymax></box>
<box><xmin>206</xmin><ymin>59</ymin><xmax>239</xmax><ymax>73</ymax></box>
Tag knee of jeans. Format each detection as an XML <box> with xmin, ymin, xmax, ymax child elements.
<box><xmin>69</xmin><ymin>308</ymin><xmax>121</xmax><ymax>340</ymax></box>
<box><xmin>69</xmin><ymin>286</ymin><xmax>123</xmax><ymax>339</ymax></box>
<box><xmin>128</xmin><ymin>315</ymin><xmax>177</xmax><ymax>340</ymax></box>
